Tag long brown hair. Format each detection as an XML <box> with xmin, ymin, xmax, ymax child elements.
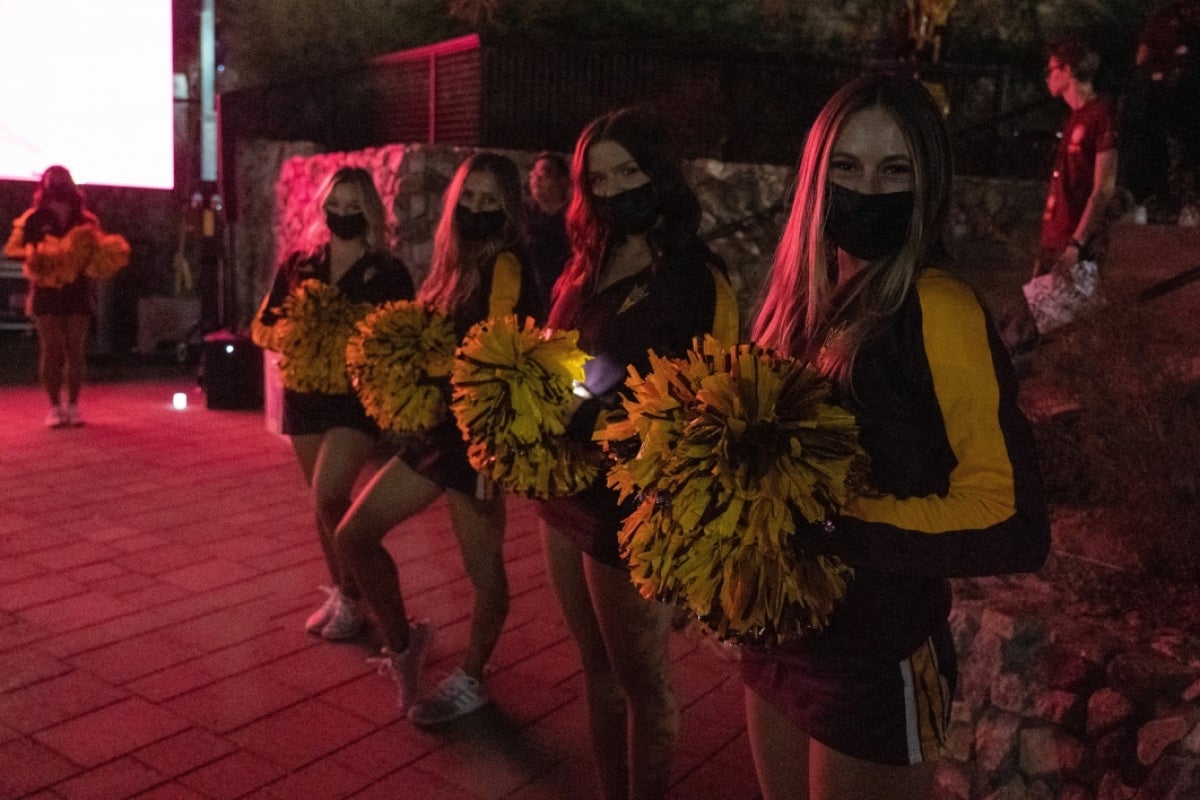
<box><xmin>752</xmin><ymin>73</ymin><xmax>953</xmax><ymax>384</ymax></box>
<box><xmin>554</xmin><ymin>107</ymin><xmax>706</xmax><ymax>303</ymax></box>
<box><xmin>419</xmin><ymin>152</ymin><xmax>524</xmax><ymax>312</ymax></box>
<box><xmin>33</xmin><ymin>165</ymin><xmax>87</xmax><ymax>229</ymax></box>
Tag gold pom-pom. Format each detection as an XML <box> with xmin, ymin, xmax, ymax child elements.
<box><xmin>250</xmin><ymin>315</ymin><xmax>281</xmax><ymax>352</ymax></box>
<box><xmin>451</xmin><ymin>315</ymin><xmax>598</xmax><ymax>497</ymax></box>
<box><xmin>64</xmin><ymin>225</ymin><xmax>99</xmax><ymax>275</ymax></box>
<box><xmin>347</xmin><ymin>300</ymin><xmax>457</xmax><ymax>434</ymax></box>
<box><xmin>22</xmin><ymin>234</ymin><xmax>79</xmax><ymax>288</ymax></box>
<box><xmin>275</xmin><ymin>279</ymin><xmax>372</xmax><ymax>393</ymax></box>
<box><xmin>84</xmin><ymin>233</ymin><xmax>132</xmax><ymax>279</ymax></box>
<box><xmin>596</xmin><ymin>335</ymin><xmax>868</xmax><ymax>645</ymax></box>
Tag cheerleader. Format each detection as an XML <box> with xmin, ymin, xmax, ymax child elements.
<box><xmin>335</xmin><ymin>153</ymin><xmax>541</xmax><ymax>722</ymax></box>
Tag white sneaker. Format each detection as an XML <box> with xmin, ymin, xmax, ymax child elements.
<box><xmin>367</xmin><ymin>621</ymin><xmax>433</xmax><ymax>713</ymax></box>
<box><xmin>65</xmin><ymin>404</ymin><xmax>83</xmax><ymax>426</ymax></box>
<box><xmin>304</xmin><ymin>585</ymin><xmax>342</xmax><ymax>634</ymax></box>
<box><xmin>320</xmin><ymin>592</ymin><xmax>365</xmax><ymax>640</ymax></box>
<box><xmin>45</xmin><ymin>406</ymin><xmax>66</xmax><ymax>428</ymax></box>
<box><xmin>407</xmin><ymin>668</ymin><xmax>488</xmax><ymax>725</ymax></box>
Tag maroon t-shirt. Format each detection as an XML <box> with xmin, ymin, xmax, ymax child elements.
<box><xmin>1039</xmin><ymin>96</ymin><xmax>1118</xmax><ymax>250</ymax></box>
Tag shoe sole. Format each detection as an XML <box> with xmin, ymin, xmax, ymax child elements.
<box><xmin>409</xmin><ymin>699</ymin><xmax>489</xmax><ymax>727</ymax></box>
<box><xmin>321</xmin><ymin>621</ymin><xmax>366</xmax><ymax>640</ymax></box>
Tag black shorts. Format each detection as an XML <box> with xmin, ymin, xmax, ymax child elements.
<box><xmin>399</xmin><ymin>417</ymin><xmax>480</xmax><ymax>496</ymax></box>
<box><xmin>740</xmin><ymin>623</ymin><xmax>956</xmax><ymax>766</ymax></box>
<box><xmin>536</xmin><ymin>480</ymin><xmax>631</xmax><ymax>568</ymax></box>
<box><xmin>282</xmin><ymin>390</ymin><xmax>378</xmax><ymax>437</ymax></box>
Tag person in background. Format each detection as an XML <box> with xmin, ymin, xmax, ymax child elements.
<box><xmin>1034</xmin><ymin>38</ymin><xmax>1119</xmax><ymax>279</ymax></box>
<box><xmin>1135</xmin><ymin>0</ymin><xmax>1200</xmax><ymax>216</ymax></box>
<box><xmin>745</xmin><ymin>73</ymin><xmax>1049</xmax><ymax>800</ymax></box>
<box><xmin>253</xmin><ymin>167</ymin><xmax>414</xmax><ymax>641</ymax></box>
<box><xmin>336</xmin><ymin>152</ymin><xmax>542</xmax><ymax>724</ymax></box>
<box><xmin>5</xmin><ymin>166</ymin><xmax>98</xmax><ymax>427</ymax></box>
<box><xmin>538</xmin><ymin>108</ymin><xmax>739</xmax><ymax>800</ymax></box>
<box><xmin>524</xmin><ymin>151</ymin><xmax>572</xmax><ymax>314</ymax></box>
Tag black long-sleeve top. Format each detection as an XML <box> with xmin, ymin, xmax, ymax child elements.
<box><xmin>780</xmin><ymin>268</ymin><xmax>1050</xmax><ymax>663</ymax></box>
<box><xmin>538</xmin><ymin>246</ymin><xmax>739</xmax><ymax>564</ymax></box>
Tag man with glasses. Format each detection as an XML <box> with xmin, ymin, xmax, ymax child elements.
<box><xmin>1034</xmin><ymin>38</ymin><xmax>1119</xmax><ymax>280</ymax></box>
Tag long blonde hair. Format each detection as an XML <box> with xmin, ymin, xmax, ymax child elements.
<box><xmin>301</xmin><ymin>166</ymin><xmax>390</xmax><ymax>253</ymax></box>
<box><xmin>753</xmin><ymin>74</ymin><xmax>952</xmax><ymax>384</ymax></box>
<box><xmin>419</xmin><ymin>152</ymin><xmax>523</xmax><ymax>311</ymax></box>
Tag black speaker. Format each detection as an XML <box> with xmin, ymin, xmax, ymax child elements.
<box><xmin>202</xmin><ymin>331</ymin><xmax>263</xmax><ymax>410</ymax></box>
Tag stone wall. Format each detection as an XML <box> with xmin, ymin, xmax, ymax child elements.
<box><xmin>938</xmin><ymin>573</ymin><xmax>1200</xmax><ymax>800</ymax></box>
<box><xmin>234</xmin><ymin>139</ymin><xmax>1044</xmax><ymax>332</ymax></box>
<box><xmin>233</xmin><ymin>140</ymin><xmax>795</xmax><ymax>334</ymax></box>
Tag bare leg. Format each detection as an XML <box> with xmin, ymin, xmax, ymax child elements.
<box><xmin>745</xmin><ymin>687</ymin><xmax>936</xmax><ymax>800</ymax></box>
<box><xmin>337</xmin><ymin>456</ymin><xmax>442</xmax><ymax>650</ymax></box>
<box><xmin>586</xmin><ymin>557</ymin><xmax>678</xmax><ymax>800</ymax></box>
<box><xmin>541</xmin><ymin>522</ymin><xmax>629</xmax><ymax>800</ymax></box>
<box><xmin>290</xmin><ymin>428</ymin><xmax>376</xmax><ymax>590</ymax></box>
<box><xmin>35</xmin><ymin>315</ymin><xmax>66</xmax><ymax>406</ymax></box>
<box><xmin>811</xmin><ymin>738</ymin><xmax>935</xmax><ymax>800</ymax></box>
<box><xmin>61</xmin><ymin>313</ymin><xmax>89</xmax><ymax>403</ymax></box>
<box><xmin>445</xmin><ymin>488</ymin><xmax>508</xmax><ymax>679</ymax></box>
<box><xmin>745</xmin><ymin>686</ymin><xmax>811</xmax><ymax>800</ymax></box>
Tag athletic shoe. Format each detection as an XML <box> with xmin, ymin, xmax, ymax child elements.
<box><xmin>65</xmin><ymin>404</ymin><xmax>83</xmax><ymax>426</ymax></box>
<box><xmin>408</xmin><ymin>668</ymin><xmax>488</xmax><ymax>725</ymax></box>
<box><xmin>304</xmin><ymin>585</ymin><xmax>342</xmax><ymax>634</ymax></box>
<box><xmin>367</xmin><ymin>621</ymin><xmax>433</xmax><ymax>713</ymax></box>
<box><xmin>320</xmin><ymin>592</ymin><xmax>365</xmax><ymax>640</ymax></box>
<box><xmin>45</xmin><ymin>406</ymin><xmax>66</xmax><ymax>428</ymax></box>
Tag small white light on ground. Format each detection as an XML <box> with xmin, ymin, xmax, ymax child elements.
<box><xmin>173</xmin><ymin>392</ymin><xmax>188</xmax><ymax>410</ymax></box>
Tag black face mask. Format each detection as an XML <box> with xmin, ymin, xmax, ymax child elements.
<box><xmin>824</xmin><ymin>184</ymin><xmax>914</xmax><ymax>261</ymax></box>
<box><xmin>326</xmin><ymin>210</ymin><xmax>368</xmax><ymax>241</ymax></box>
<box><xmin>455</xmin><ymin>205</ymin><xmax>506</xmax><ymax>241</ymax></box>
<box><xmin>593</xmin><ymin>182</ymin><xmax>660</xmax><ymax>236</ymax></box>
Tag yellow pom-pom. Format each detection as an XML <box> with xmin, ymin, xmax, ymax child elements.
<box><xmin>275</xmin><ymin>280</ymin><xmax>372</xmax><ymax>393</ymax></box>
<box><xmin>22</xmin><ymin>234</ymin><xmax>80</xmax><ymax>288</ymax></box>
<box><xmin>595</xmin><ymin>335</ymin><xmax>868</xmax><ymax>645</ymax></box>
<box><xmin>64</xmin><ymin>225</ymin><xmax>100</xmax><ymax>275</ymax></box>
<box><xmin>347</xmin><ymin>300</ymin><xmax>457</xmax><ymax>434</ymax></box>
<box><xmin>84</xmin><ymin>233</ymin><xmax>132</xmax><ymax>279</ymax></box>
<box><xmin>250</xmin><ymin>316</ymin><xmax>281</xmax><ymax>352</ymax></box>
<box><xmin>451</xmin><ymin>315</ymin><xmax>596</xmax><ymax>497</ymax></box>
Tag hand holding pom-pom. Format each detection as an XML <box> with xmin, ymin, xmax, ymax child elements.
<box><xmin>596</xmin><ymin>336</ymin><xmax>868</xmax><ymax>646</ymax></box>
<box><xmin>23</xmin><ymin>234</ymin><xmax>78</xmax><ymax>288</ymax></box>
<box><xmin>347</xmin><ymin>300</ymin><xmax>457</xmax><ymax>435</ymax></box>
<box><xmin>451</xmin><ymin>315</ymin><xmax>600</xmax><ymax>497</ymax></box>
<box><xmin>275</xmin><ymin>280</ymin><xmax>372</xmax><ymax>393</ymax></box>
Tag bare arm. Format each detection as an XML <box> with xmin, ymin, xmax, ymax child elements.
<box><xmin>1057</xmin><ymin>147</ymin><xmax>1118</xmax><ymax>270</ymax></box>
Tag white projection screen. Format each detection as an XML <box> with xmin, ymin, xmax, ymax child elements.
<box><xmin>0</xmin><ymin>0</ymin><xmax>174</xmax><ymax>189</ymax></box>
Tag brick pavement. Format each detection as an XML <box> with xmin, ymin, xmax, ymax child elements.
<box><xmin>0</xmin><ymin>378</ymin><xmax>760</xmax><ymax>800</ymax></box>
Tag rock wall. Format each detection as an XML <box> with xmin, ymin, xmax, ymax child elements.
<box><xmin>938</xmin><ymin>574</ymin><xmax>1200</xmax><ymax>800</ymax></box>
<box><xmin>234</xmin><ymin>140</ymin><xmax>794</xmax><ymax>333</ymax></box>
<box><xmin>236</xmin><ymin>139</ymin><xmax>1043</xmax><ymax>333</ymax></box>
